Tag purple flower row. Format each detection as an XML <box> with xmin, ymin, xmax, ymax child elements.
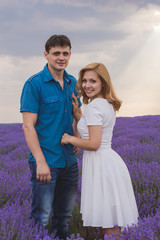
<box><xmin>0</xmin><ymin>115</ymin><xmax>160</xmax><ymax>239</ymax></box>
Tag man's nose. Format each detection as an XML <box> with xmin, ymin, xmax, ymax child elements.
<box><xmin>59</xmin><ymin>53</ymin><xmax>65</xmax><ymax>59</ymax></box>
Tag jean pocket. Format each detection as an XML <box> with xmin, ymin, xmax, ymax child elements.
<box><xmin>29</xmin><ymin>162</ymin><xmax>37</xmax><ymax>180</ymax></box>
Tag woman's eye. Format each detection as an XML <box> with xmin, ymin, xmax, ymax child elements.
<box><xmin>82</xmin><ymin>79</ymin><xmax>87</xmax><ymax>83</ymax></box>
<box><xmin>91</xmin><ymin>80</ymin><xmax>96</xmax><ymax>83</ymax></box>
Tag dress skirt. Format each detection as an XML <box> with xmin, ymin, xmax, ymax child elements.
<box><xmin>80</xmin><ymin>147</ymin><xmax>139</xmax><ymax>228</ymax></box>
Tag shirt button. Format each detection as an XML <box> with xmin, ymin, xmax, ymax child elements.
<box><xmin>65</xmin><ymin>110</ymin><xmax>67</xmax><ymax>112</ymax></box>
<box><xmin>65</xmin><ymin>123</ymin><xmax>67</xmax><ymax>125</ymax></box>
<box><xmin>51</xmin><ymin>99</ymin><xmax>53</xmax><ymax>102</ymax></box>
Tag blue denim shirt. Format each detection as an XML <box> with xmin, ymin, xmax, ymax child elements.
<box><xmin>20</xmin><ymin>64</ymin><xmax>82</xmax><ymax>168</ymax></box>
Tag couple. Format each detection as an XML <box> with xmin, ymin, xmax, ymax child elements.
<box><xmin>20</xmin><ymin>35</ymin><xmax>138</xmax><ymax>239</ymax></box>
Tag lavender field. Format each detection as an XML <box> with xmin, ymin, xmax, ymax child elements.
<box><xmin>0</xmin><ymin>115</ymin><xmax>160</xmax><ymax>240</ymax></box>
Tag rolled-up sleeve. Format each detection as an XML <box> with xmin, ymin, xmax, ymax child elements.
<box><xmin>20</xmin><ymin>81</ymin><xmax>39</xmax><ymax>113</ymax></box>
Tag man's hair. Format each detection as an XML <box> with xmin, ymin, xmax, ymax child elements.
<box><xmin>45</xmin><ymin>35</ymin><xmax>71</xmax><ymax>52</ymax></box>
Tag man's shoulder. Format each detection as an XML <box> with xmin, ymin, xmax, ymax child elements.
<box><xmin>68</xmin><ymin>74</ymin><xmax>77</xmax><ymax>84</ymax></box>
<box><xmin>27</xmin><ymin>73</ymin><xmax>39</xmax><ymax>83</ymax></box>
<box><xmin>68</xmin><ymin>74</ymin><xmax>76</xmax><ymax>80</ymax></box>
<box><xmin>27</xmin><ymin>70</ymin><xmax>43</xmax><ymax>84</ymax></box>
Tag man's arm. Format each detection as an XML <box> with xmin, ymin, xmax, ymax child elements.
<box><xmin>22</xmin><ymin>111</ymin><xmax>51</xmax><ymax>183</ymax></box>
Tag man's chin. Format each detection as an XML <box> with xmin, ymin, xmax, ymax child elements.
<box><xmin>56</xmin><ymin>67</ymin><xmax>65</xmax><ymax>71</ymax></box>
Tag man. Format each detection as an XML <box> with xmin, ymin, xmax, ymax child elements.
<box><xmin>20</xmin><ymin>35</ymin><xmax>82</xmax><ymax>239</ymax></box>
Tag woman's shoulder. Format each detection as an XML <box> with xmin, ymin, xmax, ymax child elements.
<box><xmin>90</xmin><ymin>98</ymin><xmax>111</xmax><ymax>109</ymax></box>
<box><xmin>84</xmin><ymin>98</ymin><xmax>110</xmax><ymax>114</ymax></box>
<box><xmin>91</xmin><ymin>98</ymin><xmax>115</xmax><ymax>117</ymax></box>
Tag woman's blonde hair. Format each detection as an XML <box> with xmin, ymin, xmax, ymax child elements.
<box><xmin>76</xmin><ymin>62</ymin><xmax>122</xmax><ymax>111</ymax></box>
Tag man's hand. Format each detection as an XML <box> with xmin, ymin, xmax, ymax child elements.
<box><xmin>36</xmin><ymin>161</ymin><xmax>51</xmax><ymax>183</ymax></box>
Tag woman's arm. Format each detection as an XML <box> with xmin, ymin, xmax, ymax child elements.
<box><xmin>61</xmin><ymin>125</ymin><xmax>102</xmax><ymax>151</ymax></box>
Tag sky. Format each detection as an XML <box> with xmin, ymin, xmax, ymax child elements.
<box><xmin>0</xmin><ymin>0</ymin><xmax>160</xmax><ymax>123</ymax></box>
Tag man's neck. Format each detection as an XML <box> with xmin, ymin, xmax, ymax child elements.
<box><xmin>48</xmin><ymin>65</ymin><xmax>64</xmax><ymax>82</ymax></box>
<box><xmin>52</xmin><ymin>71</ymin><xmax>64</xmax><ymax>83</ymax></box>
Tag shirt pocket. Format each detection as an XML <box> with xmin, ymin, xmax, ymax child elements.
<box><xmin>43</xmin><ymin>96</ymin><xmax>62</xmax><ymax>113</ymax></box>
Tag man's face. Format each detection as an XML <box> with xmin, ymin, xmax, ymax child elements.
<box><xmin>44</xmin><ymin>46</ymin><xmax>71</xmax><ymax>72</ymax></box>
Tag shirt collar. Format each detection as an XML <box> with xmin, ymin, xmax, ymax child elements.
<box><xmin>43</xmin><ymin>64</ymin><xmax>71</xmax><ymax>84</ymax></box>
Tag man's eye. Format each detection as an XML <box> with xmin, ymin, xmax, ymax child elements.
<box><xmin>53</xmin><ymin>52</ymin><xmax>60</xmax><ymax>56</ymax></box>
<box><xmin>63</xmin><ymin>52</ymin><xmax>69</xmax><ymax>56</ymax></box>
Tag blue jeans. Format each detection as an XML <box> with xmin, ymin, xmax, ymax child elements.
<box><xmin>29</xmin><ymin>161</ymin><xmax>79</xmax><ymax>240</ymax></box>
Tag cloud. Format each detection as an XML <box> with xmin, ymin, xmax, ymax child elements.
<box><xmin>0</xmin><ymin>54</ymin><xmax>46</xmax><ymax>123</ymax></box>
<box><xmin>42</xmin><ymin>0</ymin><xmax>139</xmax><ymax>13</ymax></box>
<box><xmin>114</xmin><ymin>4</ymin><xmax>160</xmax><ymax>34</ymax></box>
<box><xmin>2</xmin><ymin>0</ymin><xmax>158</xmax><ymax>59</ymax></box>
<box><xmin>0</xmin><ymin>0</ymin><xmax>160</xmax><ymax>122</ymax></box>
<box><xmin>68</xmin><ymin>51</ymin><xmax>115</xmax><ymax>79</ymax></box>
<box><xmin>114</xmin><ymin>29</ymin><xmax>160</xmax><ymax>117</ymax></box>
<box><xmin>42</xmin><ymin>0</ymin><xmax>160</xmax><ymax>14</ymax></box>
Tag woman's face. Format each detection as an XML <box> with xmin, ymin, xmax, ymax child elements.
<box><xmin>82</xmin><ymin>70</ymin><xmax>103</xmax><ymax>101</ymax></box>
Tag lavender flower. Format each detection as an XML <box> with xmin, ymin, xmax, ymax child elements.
<box><xmin>0</xmin><ymin>115</ymin><xmax>160</xmax><ymax>239</ymax></box>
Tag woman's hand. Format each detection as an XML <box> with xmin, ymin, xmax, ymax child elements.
<box><xmin>61</xmin><ymin>134</ymin><xmax>79</xmax><ymax>154</ymax></box>
<box><xmin>73</xmin><ymin>145</ymin><xmax>79</xmax><ymax>154</ymax></box>
<box><xmin>61</xmin><ymin>133</ymin><xmax>72</xmax><ymax>145</ymax></box>
<box><xmin>72</xmin><ymin>93</ymin><xmax>79</xmax><ymax>113</ymax></box>
<box><xmin>72</xmin><ymin>93</ymin><xmax>82</xmax><ymax>122</ymax></box>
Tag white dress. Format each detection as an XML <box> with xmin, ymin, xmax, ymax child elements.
<box><xmin>77</xmin><ymin>98</ymin><xmax>138</xmax><ymax>228</ymax></box>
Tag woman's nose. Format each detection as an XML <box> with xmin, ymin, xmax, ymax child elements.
<box><xmin>85</xmin><ymin>82</ymin><xmax>91</xmax><ymax>88</ymax></box>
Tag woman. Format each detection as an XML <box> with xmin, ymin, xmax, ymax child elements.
<box><xmin>61</xmin><ymin>63</ymin><xmax>138</xmax><ymax>237</ymax></box>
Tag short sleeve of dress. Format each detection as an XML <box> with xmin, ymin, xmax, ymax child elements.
<box><xmin>84</xmin><ymin>101</ymin><xmax>103</xmax><ymax>126</ymax></box>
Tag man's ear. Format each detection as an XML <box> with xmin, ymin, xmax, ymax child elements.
<box><xmin>44</xmin><ymin>51</ymin><xmax>48</xmax><ymax>60</ymax></box>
